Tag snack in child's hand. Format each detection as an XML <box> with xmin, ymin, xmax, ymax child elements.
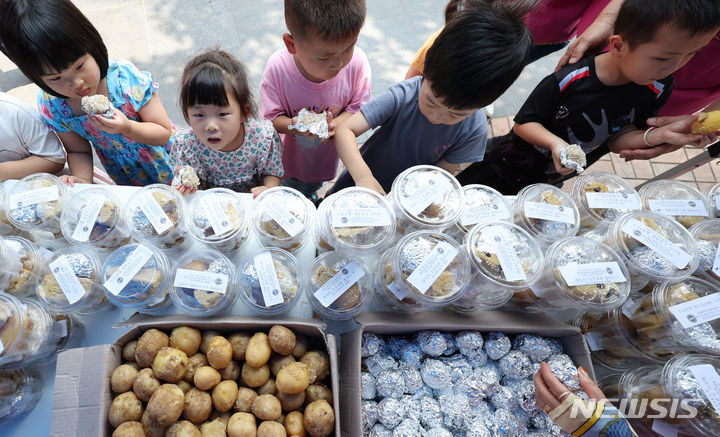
<box><xmin>171</xmin><ymin>166</ymin><xmax>200</xmax><ymax>190</ymax></box>
<box><xmin>289</xmin><ymin>108</ymin><xmax>329</xmax><ymax>139</ymax></box>
<box><xmin>691</xmin><ymin>111</ymin><xmax>720</xmax><ymax>135</ymax></box>
<box><xmin>81</xmin><ymin>94</ymin><xmax>114</xmax><ymax>118</ymax></box>
<box><xmin>560</xmin><ymin>144</ymin><xmax>586</xmax><ymax>172</ymax></box>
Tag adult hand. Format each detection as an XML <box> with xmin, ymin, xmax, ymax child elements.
<box><xmin>59</xmin><ymin>174</ymin><xmax>90</xmax><ymax>187</ymax></box>
<box><xmin>534</xmin><ymin>362</ymin><xmax>606</xmax><ymax>414</ymax></box>
<box><xmin>555</xmin><ymin>11</ymin><xmax>615</xmax><ymax>71</ymax></box>
<box><xmin>618</xmin><ymin>115</ymin><xmax>712</xmax><ymax>161</ymax></box>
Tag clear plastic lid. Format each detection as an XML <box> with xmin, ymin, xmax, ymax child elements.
<box><xmin>102</xmin><ymin>243</ymin><xmax>170</xmax><ymax>309</ymax></box>
<box><xmin>456</xmin><ymin>184</ymin><xmax>512</xmax><ymax>232</ymax></box>
<box><xmin>0</xmin><ymin>368</ymin><xmax>42</xmax><ymax>424</ymax></box>
<box><xmin>514</xmin><ymin>183</ymin><xmax>580</xmax><ymax>245</ymax></box>
<box><xmin>390</xmin><ymin>165</ymin><xmax>464</xmax><ymax>231</ymax></box>
<box><xmin>449</xmin><ymin>274</ymin><xmax>514</xmax><ymax>314</ymax></box>
<box><xmin>0</xmin><ymin>183</ymin><xmax>15</xmax><ymax>235</ymax></box>
<box><xmin>35</xmin><ymin>247</ymin><xmax>103</xmax><ymax>313</ymax></box>
<box><xmin>170</xmin><ymin>249</ymin><xmax>236</xmax><ymax>316</ymax></box>
<box><xmin>315</xmin><ymin>187</ymin><xmax>396</xmax><ymax>254</ymax></box>
<box><xmin>237</xmin><ymin>248</ymin><xmax>301</xmax><ymax>315</ymax></box>
<box><xmin>0</xmin><ymin>236</ymin><xmax>40</xmax><ymax>296</ymax></box>
<box><xmin>6</xmin><ymin>173</ymin><xmax>66</xmax><ymax>234</ymax></box>
<box><xmin>307</xmin><ymin>251</ymin><xmax>372</xmax><ymax>320</ymax></box>
<box><xmin>572</xmin><ymin>172</ymin><xmax>641</xmax><ymax>228</ymax></box>
<box><xmin>251</xmin><ymin>186</ymin><xmax>314</xmax><ymax>251</ymax></box>
<box><xmin>0</xmin><ymin>291</ymin><xmax>26</xmax><ymax>367</ymax></box>
<box><xmin>663</xmin><ymin>354</ymin><xmax>720</xmax><ymax>436</ymax></box>
<box><xmin>126</xmin><ymin>184</ymin><xmax>186</xmax><ymax>246</ymax></box>
<box><xmin>706</xmin><ymin>182</ymin><xmax>720</xmax><ymax>218</ymax></box>
<box><xmin>639</xmin><ymin>180</ymin><xmax>711</xmax><ymax>228</ymax></box>
<box><xmin>60</xmin><ymin>187</ymin><xmax>129</xmax><ymax>250</ymax></box>
<box><xmin>187</xmin><ymin>188</ymin><xmax>249</xmax><ymax>252</ymax></box>
<box><xmin>689</xmin><ymin>219</ymin><xmax>720</xmax><ymax>284</ymax></box>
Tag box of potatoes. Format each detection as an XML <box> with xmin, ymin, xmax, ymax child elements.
<box><xmin>50</xmin><ymin>314</ymin><xmax>339</xmax><ymax>437</ymax></box>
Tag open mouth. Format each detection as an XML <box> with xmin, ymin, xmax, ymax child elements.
<box><xmin>207</xmin><ymin>137</ymin><xmax>221</xmax><ymax>145</ymax></box>
<box><xmin>77</xmin><ymin>88</ymin><xmax>91</xmax><ymax>97</ymax></box>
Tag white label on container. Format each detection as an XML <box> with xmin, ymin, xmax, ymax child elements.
<box><xmin>137</xmin><ymin>192</ymin><xmax>172</xmax><ymax>234</ymax></box>
<box><xmin>482</xmin><ymin>225</ymin><xmax>527</xmax><ymax>281</ymax></box>
<box><xmin>668</xmin><ymin>293</ymin><xmax>720</xmax><ymax>328</ymax></box>
<box><xmin>585</xmin><ymin>192</ymin><xmax>641</xmax><ymax>210</ymax></box>
<box><xmin>174</xmin><ymin>269</ymin><xmax>228</xmax><ymax>294</ymax></box>
<box><xmin>313</xmin><ymin>261</ymin><xmax>365</xmax><ymax>307</ymax></box>
<box><xmin>407</xmin><ymin>241</ymin><xmax>459</xmax><ymax>294</ymax></box>
<box><xmin>331</xmin><ymin>207</ymin><xmax>391</xmax><ymax>227</ymax></box>
<box><xmin>387</xmin><ymin>280</ymin><xmax>408</xmax><ymax>300</ymax></box>
<box><xmin>648</xmin><ymin>199</ymin><xmax>708</xmax><ymax>217</ymax></box>
<box><xmin>103</xmin><ymin>245</ymin><xmax>154</xmax><ymax>296</ymax></box>
<box><xmin>10</xmin><ymin>185</ymin><xmax>58</xmax><ymax>209</ymax></box>
<box><xmin>622</xmin><ymin>298</ymin><xmax>641</xmax><ymax>319</ymax></box>
<box><xmin>688</xmin><ymin>364</ymin><xmax>720</xmax><ymax>414</ymax></box>
<box><xmin>621</xmin><ymin>219</ymin><xmax>692</xmax><ymax>269</ymax></box>
<box><xmin>557</xmin><ymin>262</ymin><xmax>626</xmax><ymax>286</ymax></box>
<box><xmin>652</xmin><ymin>420</ymin><xmax>679</xmax><ymax>437</ymax></box>
<box><xmin>49</xmin><ymin>256</ymin><xmax>86</xmax><ymax>305</ymax></box>
<box><xmin>265</xmin><ymin>201</ymin><xmax>304</xmax><ymax>237</ymax></box>
<box><xmin>253</xmin><ymin>251</ymin><xmax>284</xmax><ymax>307</ymax></box>
<box><xmin>584</xmin><ymin>331</ymin><xmax>604</xmax><ymax>351</ymax></box>
<box><xmin>713</xmin><ymin>244</ymin><xmax>720</xmax><ymax>276</ymax></box>
<box><xmin>403</xmin><ymin>177</ymin><xmax>453</xmax><ymax>216</ymax></box>
<box><xmin>523</xmin><ymin>201</ymin><xmax>576</xmax><ymax>224</ymax></box>
<box><xmin>71</xmin><ymin>196</ymin><xmax>105</xmax><ymax>242</ymax></box>
<box><xmin>202</xmin><ymin>197</ymin><xmax>234</xmax><ymax>236</ymax></box>
<box><xmin>460</xmin><ymin>203</ymin><xmax>511</xmax><ymax>227</ymax></box>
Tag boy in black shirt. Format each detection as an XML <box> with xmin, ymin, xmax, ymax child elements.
<box><xmin>457</xmin><ymin>0</ymin><xmax>720</xmax><ymax>194</ymax></box>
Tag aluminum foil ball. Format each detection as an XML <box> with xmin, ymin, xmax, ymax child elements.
<box><xmin>512</xmin><ymin>379</ymin><xmax>541</xmax><ymax>416</ymax></box>
<box><xmin>421</xmin><ymin>358</ymin><xmax>452</xmax><ymax>390</ymax></box>
<box><xmin>377</xmin><ymin>370</ymin><xmax>405</xmax><ymax>399</ymax></box>
<box><xmin>439</xmin><ymin>393</ymin><xmax>470</xmax><ymax>431</ymax></box>
<box><xmin>489</xmin><ymin>385</ymin><xmax>517</xmax><ymax>410</ymax></box>
<box><xmin>400</xmin><ymin>237</ymin><xmax>435</xmax><ymax>271</ymax></box>
<box><xmin>393</xmin><ymin>418</ymin><xmax>421</xmax><ymax>436</ymax></box>
<box><xmin>425</xmin><ymin>428</ymin><xmax>453</xmax><ymax>437</ymax></box>
<box><xmin>466</xmin><ymin>418</ymin><xmax>492</xmax><ymax>437</ymax></box>
<box><xmin>399</xmin><ymin>343</ymin><xmax>423</xmax><ymax>368</ymax></box>
<box><xmin>384</xmin><ymin>336</ymin><xmax>410</xmax><ymax>360</ymax></box>
<box><xmin>456</xmin><ymin>331</ymin><xmax>484</xmax><ymax>355</ymax></box>
<box><xmin>370</xmin><ymin>423</ymin><xmax>393</xmax><ymax>437</ymax></box>
<box><xmin>455</xmin><ymin>374</ymin><xmax>491</xmax><ymax>407</ymax></box>
<box><xmin>366</xmin><ymin>353</ymin><xmax>398</xmax><ymax>377</ymax></box>
<box><xmin>630</xmin><ymin>246</ymin><xmax>675</xmax><ymax>275</ymax></box>
<box><xmin>468</xmin><ymin>400</ymin><xmax>492</xmax><ymax>420</ymax></box>
<box><xmin>401</xmin><ymin>395</ymin><xmax>421</xmax><ymax>422</ymax></box>
<box><xmin>361</xmin><ymin>372</ymin><xmax>377</xmax><ymax>400</ymax></box>
<box><xmin>512</xmin><ymin>334</ymin><xmax>556</xmax><ymax>362</ymax></box>
<box><xmin>697</xmin><ymin>239</ymin><xmax>716</xmax><ymax>271</ymax></box>
<box><xmin>363</xmin><ymin>400</ymin><xmax>378</xmax><ymax>430</ymax></box>
<box><xmin>466</xmin><ymin>348</ymin><xmax>489</xmax><ymax>368</ymax></box>
<box><xmin>441</xmin><ymin>332</ymin><xmax>457</xmax><ymax>355</ymax></box>
<box><xmin>378</xmin><ymin>397</ymin><xmax>406</xmax><ymax>428</ymax></box>
<box><xmin>498</xmin><ymin>350</ymin><xmax>533</xmax><ymax>380</ymax></box>
<box><xmin>547</xmin><ymin>354</ymin><xmax>581</xmax><ymax>392</ymax></box>
<box><xmin>418</xmin><ymin>396</ymin><xmax>443</xmax><ymax>429</ymax></box>
<box><xmin>417</xmin><ymin>331</ymin><xmax>448</xmax><ymax>356</ymax></box>
<box><xmin>400</xmin><ymin>365</ymin><xmax>424</xmax><ymax>394</ymax></box>
<box><xmin>441</xmin><ymin>354</ymin><xmax>473</xmax><ymax>382</ymax></box>
<box><xmin>362</xmin><ymin>332</ymin><xmax>386</xmax><ymax>357</ymax></box>
<box><xmin>485</xmin><ymin>409</ymin><xmax>521</xmax><ymax>437</ymax></box>
<box><xmin>484</xmin><ymin>332</ymin><xmax>511</xmax><ymax>360</ymax></box>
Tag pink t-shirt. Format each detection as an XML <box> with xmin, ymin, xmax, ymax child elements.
<box><xmin>260</xmin><ymin>47</ymin><xmax>371</xmax><ymax>183</ymax></box>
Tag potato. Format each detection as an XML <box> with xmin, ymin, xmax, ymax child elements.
<box><xmin>135</xmin><ymin>329</ymin><xmax>169</xmax><ymax>368</ymax></box>
<box><xmin>194</xmin><ymin>366</ymin><xmax>222</xmax><ymax>390</ymax></box>
<box><xmin>184</xmin><ymin>387</ymin><xmax>212</xmax><ymax>424</ymax></box>
<box><xmin>111</xmin><ymin>364</ymin><xmax>138</xmax><ymax>394</ymax></box>
<box><xmin>277</xmin><ymin>391</ymin><xmax>305</xmax><ymax>412</ymax></box>
<box><xmin>111</xmin><ymin>420</ymin><xmax>144</xmax><ymax>437</ymax></box>
<box><xmin>152</xmin><ymin>346</ymin><xmax>188</xmax><ymax>383</ymax></box>
<box><xmin>257</xmin><ymin>378</ymin><xmax>276</xmax><ymax>396</ymax></box>
<box><xmin>233</xmin><ymin>387</ymin><xmax>258</xmax><ymax>412</ymax></box>
<box><xmin>220</xmin><ymin>360</ymin><xmax>241</xmax><ymax>381</ymax></box>
<box><xmin>300</xmin><ymin>352</ymin><xmax>329</xmax><ymax>383</ymax></box>
<box><xmin>133</xmin><ymin>368</ymin><xmax>161</xmax><ymax>402</ymax></box>
<box><xmin>257</xmin><ymin>421</ymin><xmax>287</xmax><ymax>437</ymax></box>
<box><xmin>305</xmin><ymin>384</ymin><xmax>332</xmax><ymax>404</ymax></box>
<box><xmin>227</xmin><ymin>412</ymin><xmax>256</xmax><ymax>437</ymax></box>
<box><xmin>178</xmin><ymin>379</ymin><xmax>192</xmax><ymax>394</ymax></box>
<box><xmin>268</xmin><ymin>325</ymin><xmax>296</xmax><ymax>355</ymax></box>
<box><xmin>292</xmin><ymin>336</ymin><xmax>309</xmax><ymax>359</ymax></box>
<box><xmin>207</xmin><ymin>336</ymin><xmax>233</xmax><ymax>370</ymax></box>
<box><xmin>241</xmin><ymin>362</ymin><xmax>270</xmax><ymax>388</ymax></box>
<box><xmin>212</xmin><ymin>380</ymin><xmax>239</xmax><ymax>412</ymax></box>
<box><xmin>245</xmin><ymin>332</ymin><xmax>271</xmax><ymax>368</ymax></box>
<box><xmin>303</xmin><ymin>400</ymin><xmax>334</xmax><ymax>437</ymax></box>
<box><xmin>122</xmin><ymin>340</ymin><xmax>138</xmax><ymax>362</ymax></box>
<box><xmin>141</xmin><ymin>411</ymin><xmax>166</xmax><ymax>437</ymax></box>
<box><xmin>184</xmin><ymin>353</ymin><xmax>208</xmax><ymax>383</ymax></box>
<box><xmin>209</xmin><ymin>410</ymin><xmax>232</xmax><ymax>426</ymax></box>
<box><xmin>275</xmin><ymin>362</ymin><xmax>309</xmax><ymax>394</ymax></box>
<box><xmin>199</xmin><ymin>417</ymin><xmax>227</xmax><ymax>437</ymax></box>
<box><xmin>166</xmin><ymin>420</ymin><xmax>201</xmax><ymax>437</ymax></box>
<box><xmin>200</xmin><ymin>330</ymin><xmax>221</xmax><ymax>354</ymax></box>
<box><xmin>270</xmin><ymin>355</ymin><xmax>296</xmax><ymax>376</ymax></box>
<box><xmin>108</xmin><ymin>391</ymin><xmax>143</xmax><ymax>428</ymax></box>
<box><xmin>169</xmin><ymin>326</ymin><xmax>202</xmax><ymax>356</ymax></box>
<box><xmin>228</xmin><ymin>332</ymin><xmax>251</xmax><ymax>361</ymax></box>
<box><xmin>146</xmin><ymin>384</ymin><xmax>184</xmax><ymax>427</ymax></box>
<box><xmin>251</xmin><ymin>394</ymin><xmax>282</xmax><ymax>421</ymax></box>
<box><xmin>284</xmin><ymin>411</ymin><xmax>306</xmax><ymax>437</ymax></box>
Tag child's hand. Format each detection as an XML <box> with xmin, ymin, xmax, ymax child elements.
<box><xmin>88</xmin><ymin>108</ymin><xmax>131</xmax><ymax>136</ymax></box>
<box><xmin>550</xmin><ymin>143</ymin><xmax>576</xmax><ymax>175</ymax></box>
<box><xmin>356</xmin><ymin>175</ymin><xmax>386</xmax><ymax>195</ymax></box>
<box><xmin>250</xmin><ymin>185</ymin><xmax>270</xmax><ymax>197</ymax></box>
<box><xmin>289</xmin><ymin>116</ymin><xmax>317</xmax><ymax>139</ymax></box>
<box><xmin>173</xmin><ymin>184</ymin><xmax>196</xmax><ymax>195</ymax></box>
<box><xmin>321</xmin><ymin>111</ymin><xmax>335</xmax><ymax>143</ymax></box>
<box><xmin>59</xmin><ymin>175</ymin><xmax>90</xmax><ymax>186</ymax></box>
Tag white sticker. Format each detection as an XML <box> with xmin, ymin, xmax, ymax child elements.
<box><xmin>103</xmin><ymin>245</ymin><xmax>154</xmax><ymax>296</ymax></box>
<box><xmin>407</xmin><ymin>241</ymin><xmax>459</xmax><ymax>294</ymax></box>
<box><xmin>403</xmin><ymin>176</ymin><xmax>453</xmax><ymax>216</ymax></box>
<box><xmin>460</xmin><ymin>203</ymin><xmax>511</xmax><ymax>227</ymax></box>
<box><xmin>482</xmin><ymin>225</ymin><xmax>527</xmax><ymax>281</ymax></box>
<box><xmin>137</xmin><ymin>192</ymin><xmax>173</xmax><ymax>234</ymax></box>
<box><xmin>523</xmin><ymin>201</ymin><xmax>576</xmax><ymax>224</ymax></box>
<box><xmin>10</xmin><ymin>185</ymin><xmax>59</xmax><ymax>209</ymax></box>
<box><xmin>688</xmin><ymin>364</ymin><xmax>720</xmax><ymax>414</ymax></box>
<box><xmin>648</xmin><ymin>199</ymin><xmax>708</xmax><ymax>217</ymax></box>
<box><xmin>387</xmin><ymin>280</ymin><xmax>408</xmax><ymax>301</ymax></box>
<box><xmin>331</xmin><ymin>207</ymin><xmax>391</xmax><ymax>227</ymax></box>
<box><xmin>652</xmin><ymin>420</ymin><xmax>679</xmax><ymax>437</ymax></box>
<box><xmin>712</xmin><ymin>243</ymin><xmax>720</xmax><ymax>276</ymax></box>
<box><xmin>174</xmin><ymin>269</ymin><xmax>228</xmax><ymax>294</ymax></box>
<box><xmin>621</xmin><ymin>219</ymin><xmax>692</xmax><ymax>269</ymax></box>
<box><xmin>313</xmin><ymin>261</ymin><xmax>365</xmax><ymax>307</ymax></box>
<box><xmin>584</xmin><ymin>331</ymin><xmax>604</xmax><ymax>351</ymax></box>
<box><xmin>585</xmin><ymin>192</ymin><xmax>641</xmax><ymax>210</ymax></box>
<box><xmin>71</xmin><ymin>196</ymin><xmax>105</xmax><ymax>242</ymax></box>
<box><xmin>668</xmin><ymin>293</ymin><xmax>720</xmax><ymax>328</ymax></box>
<box><xmin>253</xmin><ymin>251</ymin><xmax>284</xmax><ymax>307</ymax></box>
<box><xmin>202</xmin><ymin>197</ymin><xmax>234</xmax><ymax>236</ymax></box>
<box><xmin>622</xmin><ymin>298</ymin><xmax>641</xmax><ymax>319</ymax></box>
<box><xmin>557</xmin><ymin>262</ymin><xmax>626</xmax><ymax>286</ymax></box>
<box><xmin>49</xmin><ymin>256</ymin><xmax>87</xmax><ymax>305</ymax></box>
<box><xmin>265</xmin><ymin>201</ymin><xmax>304</xmax><ymax>237</ymax></box>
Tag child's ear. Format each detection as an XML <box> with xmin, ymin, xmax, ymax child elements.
<box><xmin>243</xmin><ymin>104</ymin><xmax>252</xmax><ymax>119</ymax></box>
<box><xmin>283</xmin><ymin>33</ymin><xmax>298</xmax><ymax>55</ymax></box>
<box><xmin>608</xmin><ymin>35</ymin><xmax>627</xmax><ymax>57</ymax></box>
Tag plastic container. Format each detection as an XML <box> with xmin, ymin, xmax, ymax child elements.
<box><xmin>513</xmin><ymin>183</ymin><xmax>580</xmax><ymax>247</ymax></box>
<box><xmin>237</xmin><ymin>248</ymin><xmax>302</xmax><ymax>315</ymax></box>
<box><xmin>454</xmin><ymin>184</ymin><xmax>512</xmax><ymax>234</ymax></box>
<box><xmin>186</xmin><ymin>188</ymin><xmax>250</xmax><ymax>253</ymax></box>
<box><xmin>604</xmin><ymin>211</ymin><xmax>699</xmax><ymax>292</ymax></box>
<box><xmin>314</xmin><ymin>187</ymin><xmax>396</xmax><ymax>255</ymax></box>
<box><xmin>0</xmin><ymin>368</ymin><xmax>43</xmax><ymax>423</ymax></box>
<box><xmin>639</xmin><ymin>180</ymin><xmax>711</xmax><ymax>229</ymax></box>
<box><xmin>580</xmin><ymin>227</ymin><xmax>607</xmax><ymax>241</ymax></box>
<box><xmin>101</xmin><ymin>243</ymin><xmax>172</xmax><ymax>312</ymax></box>
<box><xmin>0</xmin><ymin>237</ymin><xmax>41</xmax><ymax>296</ymax></box>
<box><xmin>170</xmin><ymin>249</ymin><xmax>236</xmax><ymax>316</ymax></box>
<box><xmin>6</xmin><ymin>173</ymin><xmax>66</xmax><ymax>237</ymax></box>
<box><xmin>707</xmin><ymin>182</ymin><xmax>720</xmax><ymax>218</ymax></box>
<box><xmin>306</xmin><ymin>251</ymin><xmax>372</xmax><ymax>320</ymax></box>
<box><xmin>452</xmin><ymin>221</ymin><xmax>543</xmax><ymax>314</ymax></box>
<box><xmin>389</xmin><ymin>165</ymin><xmax>464</xmax><ymax>235</ymax></box>
<box><xmin>572</xmin><ymin>171</ymin><xmax>641</xmax><ymax>229</ymax></box>
<box><xmin>60</xmin><ymin>187</ymin><xmax>130</xmax><ymax>250</ymax></box>
<box><xmin>689</xmin><ymin>219</ymin><xmax>720</xmax><ymax>285</ymax></box>
<box><xmin>251</xmin><ymin>186</ymin><xmax>314</xmax><ymax>252</ymax></box>
<box><xmin>375</xmin><ymin>231</ymin><xmax>471</xmax><ymax>311</ymax></box>
<box><xmin>0</xmin><ymin>184</ymin><xmax>18</xmax><ymax>236</ymax></box>
<box><xmin>126</xmin><ymin>184</ymin><xmax>188</xmax><ymax>250</ymax></box>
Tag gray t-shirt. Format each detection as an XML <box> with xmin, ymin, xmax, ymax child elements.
<box><xmin>331</xmin><ymin>76</ymin><xmax>487</xmax><ymax>193</ymax></box>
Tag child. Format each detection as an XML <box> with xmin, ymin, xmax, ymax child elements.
<box><xmin>0</xmin><ymin>91</ymin><xmax>66</xmax><ymax>181</ymax></box>
<box><xmin>0</xmin><ymin>0</ymin><xmax>175</xmax><ymax>186</ymax></box>
<box><xmin>170</xmin><ymin>49</ymin><xmax>283</xmax><ymax>195</ymax></box>
<box><xmin>456</xmin><ymin>0</ymin><xmax>720</xmax><ymax>194</ymax></box>
<box><xmin>260</xmin><ymin>0</ymin><xmax>371</xmax><ymax>199</ymax></box>
<box><xmin>330</xmin><ymin>4</ymin><xmax>533</xmax><ymax>194</ymax></box>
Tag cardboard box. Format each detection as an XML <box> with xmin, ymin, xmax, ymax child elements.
<box><xmin>339</xmin><ymin>311</ymin><xmax>595</xmax><ymax>437</ymax></box>
<box><xmin>51</xmin><ymin>314</ymin><xmax>340</xmax><ymax>436</ymax></box>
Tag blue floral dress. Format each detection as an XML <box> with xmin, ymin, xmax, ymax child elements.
<box><xmin>37</xmin><ymin>60</ymin><xmax>174</xmax><ymax>186</ymax></box>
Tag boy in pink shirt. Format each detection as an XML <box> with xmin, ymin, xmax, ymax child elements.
<box><xmin>260</xmin><ymin>0</ymin><xmax>371</xmax><ymax>200</ymax></box>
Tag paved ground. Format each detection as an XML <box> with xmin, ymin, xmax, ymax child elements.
<box><xmin>0</xmin><ymin>0</ymin><xmax>717</xmax><ymax>193</ymax></box>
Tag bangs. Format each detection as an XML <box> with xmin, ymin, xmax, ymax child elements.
<box><xmin>183</xmin><ymin>67</ymin><xmax>230</xmax><ymax>108</ymax></box>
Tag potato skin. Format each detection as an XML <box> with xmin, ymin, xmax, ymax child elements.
<box><xmin>268</xmin><ymin>325</ymin><xmax>296</xmax><ymax>355</ymax></box>
<box><xmin>220</xmin><ymin>360</ymin><xmax>241</xmax><ymax>381</ymax></box>
<box><xmin>146</xmin><ymin>384</ymin><xmax>184</xmax><ymax>427</ymax></box>
<box><xmin>183</xmin><ymin>353</ymin><xmax>208</xmax><ymax>383</ymax></box>
<box><xmin>183</xmin><ymin>387</ymin><xmax>212</xmax><ymax>424</ymax></box>
<box><xmin>141</xmin><ymin>410</ymin><xmax>166</xmax><ymax>437</ymax></box>
<box><xmin>194</xmin><ymin>366</ymin><xmax>221</xmax><ymax>390</ymax></box>
<box><xmin>228</xmin><ymin>332</ymin><xmax>251</xmax><ymax>361</ymax></box>
<box><xmin>292</xmin><ymin>336</ymin><xmax>309</xmax><ymax>359</ymax></box>
<box><xmin>233</xmin><ymin>387</ymin><xmax>258</xmax><ymax>412</ymax></box>
<box><xmin>257</xmin><ymin>420</ymin><xmax>287</xmax><ymax>437</ymax></box>
<box><xmin>135</xmin><ymin>329</ymin><xmax>169</xmax><ymax>368</ymax></box>
<box><xmin>165</xmin><ymin>420</ymin><xmax>201</xmax><ymax>437</ymax></box>
<box><xmin>284</xmin><ymin>411</ymin><xmax>306</xmax><ymax>437</ymax></box>
<box><xmin>245</xmin><ymin>332</ymin><xmax>272</xmax><ymax>368</ymax></box>
<box><xmin>257</xmin><ymin>378</ymin><xmax>276</xmax><ymax>396</ymax></box>
<box><xmin>303</xmin><ymin>400</ymin><xmax>334</xmax><ymax>437</ymax></box>
<box><xmin>111</xmin><ymin>364</ymin><xmax>138</xmax><ymax>394</ymax></box>
<box><xmin>199</xmin><ymin>417</ymin><xmax>227</xmax><ymax>437</ymax></box>
<box><xmin>241</xmin><ymin>362</ymin><xmax>270</xmax><ymax>388</ymax></box>
<box><xmin>111</xmin><ymin>420</ymin><xmax>144</xmax><ymax>437</ymax></box>
<box><xmin>212</xmin><ymin>380</ymin><xmax>239</xmax><ymax>412</ymax></box>
<box><xmin>275</xmin><ymin>362</ymin><xmax>309</xmax><ymax>394</ymax></box>
<box><xmin>270</xmin><ymin>355</ymin><xmax>296</xmax><ymax>376</ymax></box>
<box><xmin>206</xmin><ymin>336</ymin><xmax>233</xmax><ymax>370</ymax></box>
<box><xmin>133</xmin><ymin>368</ymin><xmax>161</xmax><ymax>403</ymax></box>
<box><xmin>277</xmin><ymin>391</ymin><xmax>305</xmax><ymax>412</ymax></box>
<box><xmin>108</xmin><ymin>391</ymin><xmax>143</xmax><ymax>428</ymax></box>
<box><xmin>121</xmin><ymin>340</ymin><xmax>138</xmax><ymax>362</ymax></box>
<box><xmin>169</xmin><ymin>326</ymin><xmax>202</xmax><ymax>356</ymax></box>
<box><xmin>227</xmin><ymin>412</ymin><xmax>256</xmax><ymax>437</ymax></box>
<box><xmin>152</xmin><ymin>346</ymin><xmax>188</xmax><ymax>383</ymax></box>
<box><xmin>251</xmin><ymin>394</ymin><xmax>282</xmax><ymax>421</ymax></box>
<box><xmin>300</xmin><ymin>351</ymin><xmax>329</xmax><ymax>382</ymax></box>
<box><xmin>305</xmin><ymin>384</ymin><xmax>332</xmax><ymax>404</ymax></box>
<box><xmin>200</xmin><ymin>330</ymin><xmax>221</xmax><ymax>354</ymax></box>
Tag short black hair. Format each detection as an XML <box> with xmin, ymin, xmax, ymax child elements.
<box><xmin>444</xmin><ymin>0</ymin><xmax>537</xmax><ymax>24</ymax></box>
<box><xmin>616</xmin><ymin>0</ymin><xmax>720</xmax><ymax>49</ymax></box>
<box><xmin>424</xmin><ymin>3</ymin><xmax>533</xmax><ymax>110</ymax></box>
<box><xmin>284</xmin><ymin>0</ymin><xmax>366</xmax><ymax>42</ymax></box>
<box><xmin>0</xmin><ymin>0</ymin><xmax>109</xmax><ymax>98</ymax></box>
<box><xmin>180</xmin><ymin>49</ymin><xmax>256</xmax><ymax>123</ymax></box>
